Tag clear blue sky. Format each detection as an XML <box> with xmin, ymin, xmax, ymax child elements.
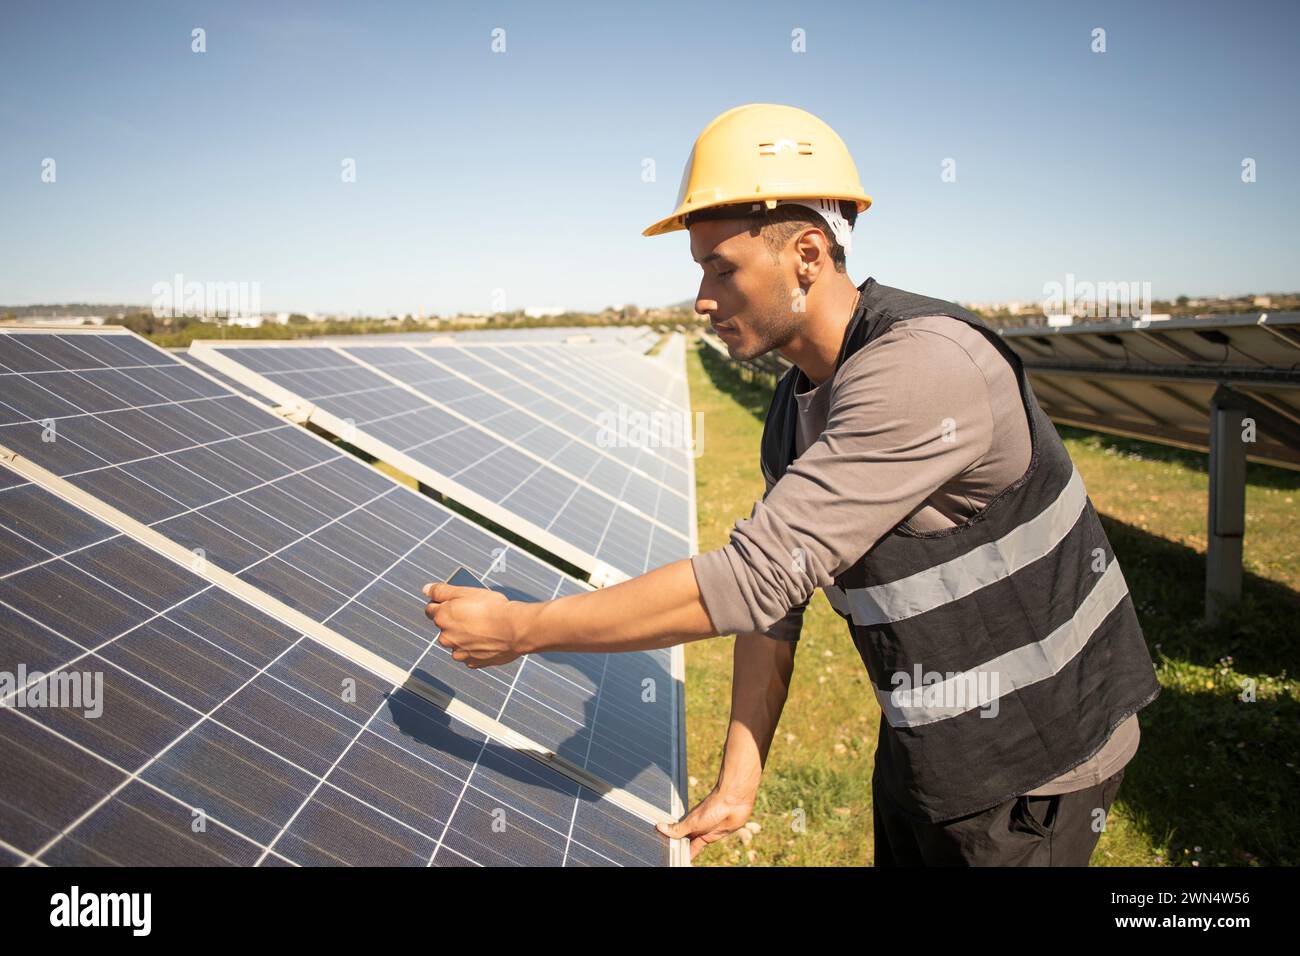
<box><xmin>2</xmin><ymin>0</ymin><xmax>1295</xmax><ymax>315</ymax></box>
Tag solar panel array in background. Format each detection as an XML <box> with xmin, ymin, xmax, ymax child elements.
<box><xmin>440</xmin><ymin>341</ymin><xmax>694</xmax><ymax>482</ymax></box>
<box><xmin>196</xmin><ymin>341</ymin><xmax>694</xmax><ymax>577</ymax></box>
<box><xmin>0</xmin><ymin>329</ymin><xmax>683</xmax><ymax>865</ymax></box>
<box><xmin>312</xmin><ymin>325</ymin><xmax>657</xmax><ymax>348</ymax></box>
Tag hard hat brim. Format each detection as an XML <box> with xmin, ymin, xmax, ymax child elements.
<box><xmin>643</xmin><ymin>195</ymin><xmax>872</xmax><ymax>238</ymax></box>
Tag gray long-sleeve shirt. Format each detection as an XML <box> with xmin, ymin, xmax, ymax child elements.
<box><xmin>691</xmin><ymin>314</ymin><xmax>1138</xmax><ymax>796</ymax></box>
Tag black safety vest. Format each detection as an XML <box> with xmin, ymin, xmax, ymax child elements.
<box><xmin>760</xmin><ymin>277</ymin><xmax>1161</xmax><ymax>822</ymax></box>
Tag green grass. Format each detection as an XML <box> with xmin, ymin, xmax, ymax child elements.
<box><xmin>685</xmin><ymin>339</ymin><xmax>1300</xmax><ymax>867</ymax></box>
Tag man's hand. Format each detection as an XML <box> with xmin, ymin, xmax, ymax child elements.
<box><xmin>422</xmin><ymin>581</ymin><xmax>526</xmax><ymax>668</ymax></box>
<box><xmin>656</xmin><ymin>786</ymin><xmax>756</xmax><ymax>861</ymax></box>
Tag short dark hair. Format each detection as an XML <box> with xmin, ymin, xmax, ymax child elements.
<box><xmin>746</xmin><ymin>200</ymin><xmax>856</xmax><ymax>273</ymax></box>
<box><xmin>685</xmin><ymin>200</ymin><xmax>857</xmax><ymax>273</ymax></box>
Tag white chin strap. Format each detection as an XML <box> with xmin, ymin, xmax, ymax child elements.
<box><xmin>773</xmin><ymin>198</ymin><xmax>854</xmax><ymax>255</ymax></box>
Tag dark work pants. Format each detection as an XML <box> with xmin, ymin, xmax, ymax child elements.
<box><xmin>872</xmin><ymin>767</ymin><xmax>1126</xmax><ymax>866</ymax></box>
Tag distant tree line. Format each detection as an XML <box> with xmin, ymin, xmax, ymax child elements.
<box><xmin>108</xmin><ymin>309</ymin><xmax>693</xmax><ymax>348</ymax></box>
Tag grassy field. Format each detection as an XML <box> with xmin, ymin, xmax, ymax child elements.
<box><xmin>685</xmin><ymin>339</ymin><xmax>1300</xmax><ymax>867</ymax></box>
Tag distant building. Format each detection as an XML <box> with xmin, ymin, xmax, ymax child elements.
<box><xmin>11</xmin><ymin>315</ymin><xmax>105</xmax><ymax>327</ymax></box>
<box><xmin>524</xmin><ymin>306</ymin><xmax>567</xmax><ymax>319</ymax></box>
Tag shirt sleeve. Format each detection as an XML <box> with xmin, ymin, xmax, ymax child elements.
<box><xmin>689</xmin><ymin>323</ymin><xmax>997</xmax><ymax>637</ymax></box>
<box><xmin>692</xmin><ymin>467</ymin><xmax>809</xmax><ymax>642</ymax></box>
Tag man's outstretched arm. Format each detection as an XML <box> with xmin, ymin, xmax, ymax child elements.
<box><xmin>424</xmin><ymin>556</ymin><xmax>717</xmax><ymax>667</ymax></box>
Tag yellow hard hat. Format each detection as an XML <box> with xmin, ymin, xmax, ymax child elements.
<box><xmin>643</xmin><ymin>103</ymin><xmax>872</xmax><ymax>237</ymax></box>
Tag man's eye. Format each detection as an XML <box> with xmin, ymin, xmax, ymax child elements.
<box><xmin>717</xmin><ymin>269</ymin><xmax>735</xmax><ymax>279</ymax></box>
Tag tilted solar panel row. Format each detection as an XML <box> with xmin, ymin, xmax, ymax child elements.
<box><xmin>0</xmin><ymin>328</ymin><xmax>686</xmax><ymax>866</ymax></box>
<box><xmin>191</xmin><ymin>339</ymin><xmax>696</xmax><ymax>581</ymax></box>
<box><xmin>0</xmin><ymin>475</ymin><xmax>667</xmax><ymax>866</ymax></box>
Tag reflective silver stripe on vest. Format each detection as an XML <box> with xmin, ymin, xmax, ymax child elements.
<box><xmin>872</xmin><ymin>559</ymin><xmax>1131</xmax><ymax>728</ymax></box>
<box><xmin>826</xmin><ymin>466</ymin><xmax>1088</xmax><ymax>626</ymax></box>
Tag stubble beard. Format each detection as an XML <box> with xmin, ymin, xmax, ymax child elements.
<box><xmin>734</xmin><ymin>278</ymin><xmax>802</xmax><ymax>362</ymax></box>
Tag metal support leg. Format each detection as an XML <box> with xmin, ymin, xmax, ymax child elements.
<box><xmin>1206</xmin><ymin>398</ymin><xmax>1247</xmax><ymax>624</ymax></box>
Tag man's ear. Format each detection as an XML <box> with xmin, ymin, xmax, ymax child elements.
<box><xmin>793</xmin><ymin>228</ymin><xmax>832</xmax><ymax>284</ymax></box>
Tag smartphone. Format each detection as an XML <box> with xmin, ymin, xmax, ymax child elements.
<box><xmin>446</xmin><ymin>565</ymin><xmax>486</xmax><ymax>589</ymax></box>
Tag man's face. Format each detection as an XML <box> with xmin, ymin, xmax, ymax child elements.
<box><xmin>689</xmin><ymin>219</ymin><xmax>800</xmax><ymax>362</ymax></box>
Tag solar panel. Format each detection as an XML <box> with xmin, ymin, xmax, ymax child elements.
<box><xmin>0</xmin><ymin>475</ymin><xmax>668</xmax><ymax>866</ymax></box>
<box><xmin>170</xmin><ymin>347</ymin><xmax>267</xmax><ymax>401</ymax></box>
<box><xmin>189</xmin><ymin>339</ymin><xmax>696</xmax><ymax>580</ymax></box>
<box><xmin>433</xmin><ymin>341</ymin><xmax>695</xmax><ymax>485</ymax></box>
<box><xmin>519</xmin><ymin>340</ymin><xmax>692</xmax><ymax>416</ymax></box>
<box><xmin>0</xmin><ymin>328</ymin><xmax>686</xmax><ymax>853</ymax></box>
<box><xmin>406</xmin><ymin>343</ymin><xmax>693</xmax><ymax>495</ymax></box>
<box><xmin>1001</xmin><ymin>313</ymin><xmax>1300</xmax><ymax>470</ymax></box>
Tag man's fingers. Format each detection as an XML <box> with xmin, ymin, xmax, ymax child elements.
<box><xmin>656</xmin><ymin>806</ymin><xmax>708</xmax><ymax>840</ymax></box>
<box><xmin>656</xmin><ymin>808</ymin><xmax>703</xmax><ymax>839</ymax></box>
<box><xmin>655</xmin><ymin>816</ymin><xmax>724</xmax><ymax>860</ymax></box>
<box><xmin>421</xmin><ymin>582</ymin><xmax>478</xmax><ymax>602</ymax></box>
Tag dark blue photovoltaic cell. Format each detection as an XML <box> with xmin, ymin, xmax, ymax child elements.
<box><xmin>0</xmin><ymin>708</ymin><xmax>126</xmax><ymax>856</ymax></box>
<box><xmin>570</xmin><ymin>795</ymin><xmax>671</xmax><ymax>866</ymax></box>
<box><xmin>20</xmin><ymin>652</ymin><xmax>194</xmax><ymax>772</ymax></box>
<box><xmin>0</xmin><ymin>330</ymin><xmax>683</xmax><ymax>826</ymax></box>
<box><xmin>39</xmin><ymin>781</ymin><xmax>266</xmax><ymax>867</ymax></box>
<box><xmin>0</xmin><ymin>472</ymin><xmax>670</xmax><ymax>866</ymax></box>
<box><xmin>201</xmin><ymin>343</ymin><xmax>691</xmax><ymax>577</ymax></box>
<box><xmin>171</xmin><ymin>349</ymin><xmax>267</xmax><ymax>401</ymax></box>
<box><xmin>0</xmin><ymin>481</ymin><xmax>112</xmax><ymax>574</ymax></box>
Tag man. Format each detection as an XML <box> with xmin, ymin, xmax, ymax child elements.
<box><xmin>422</xmin><ymin>103</ymin><xmax>1161</xmax><ymax>866</ymax></box>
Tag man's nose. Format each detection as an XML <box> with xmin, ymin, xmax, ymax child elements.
<box><xmin>696</xmin><ymin>295</ymin><xmax>718</xmax><ymax>316</ymax></box>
